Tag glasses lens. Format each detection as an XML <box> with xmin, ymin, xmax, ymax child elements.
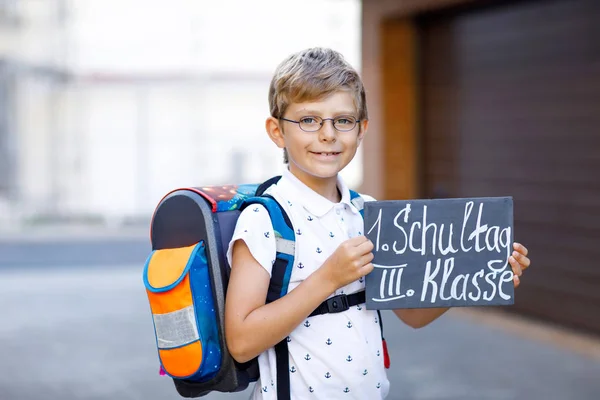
<box><xmin>334</xmin><ymin>116</ymin><xmax>357</xmax><ymax>131</ymax></box>
<box><xmin>299</xmin><ymin>117</ymin><xmax>322</xmax><ymax>132</ymax></box>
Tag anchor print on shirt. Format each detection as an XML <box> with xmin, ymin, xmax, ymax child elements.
<box><xmin>290</xmin><ymin>366</ymin><xmax>297</xmax><ymax>373</ymax></box>
<box><xmin>296</xmin><ymin>228</ymin><xmax>302</xmax><ymax>235</ymax></box>
<box><xmin>363</xmin><ymin>369</ymin><xmax>368</xmax><ymax>376</ymax></box>
<box><xmin>324</xmin><ymin>372</ymin><xmax>331</xmax><ymax>379</ymax></box>
<box><xmin>356</xmin><ymin>305</ymin><xmax>362</xmax><ymax>311</ymax></box>
<box><xmin>346</xmin><ymin>355</ymin><xmax>352</xmax><ymax>362</ymax></box>
<box><xmin>377</xmin><ymin>350</ymin><xmax>381</xmax><ymax>356</ymax></box>
<box><xmin>304</xmin><ymin>353</ymin><xmax>311</xmax><ymax>361</ymax></box>
<box><xmin>343</xmin><ymin>387</ymin><xmax>350</xmax><ymax>393</ymax></box>
<box><xmin>375</xmin><ymin>316</ymin><xmax>378</xmax><ymax>324</ymax></box>
<box><xmin>286</xmin><ymin>336</ymin><xmax>292</xmax><ymax>343</ymax></box>
<box><xmin>253</xmin><ymin>207</ymin><xmax>260</xmax><ymax>212</ymax></box>
<box><xmin>347</xmin><ymin>321</ymin><xmax>353</xmax><ymax>328</ymax></box>
<box><xmin>287</xmin><ymin>200</ymin><xmax>293</xmax><ymax>206</ymax></box>
<box><xmin>304</xmin><ymin>320</ymin><xmax>311</xmax><ymax>328</ymax></box>
<box><xmin>297</xmin><ymin>262</ymin><xmax>304</xmax><ymax>269</ymax></box>
<box><xmin>329</xmin><ymin>232</ymin><xmax>335</xmax><ymax>238</ymax></box>
<box><xmin>316</xmin><ymin>247</ymin><xmax>322</xmax><ymax>254</ymax></box>
<box><xmin>359</xmin><ymin>277</ymin><xmax>364</xmax><ymax>284</ymax></box>
<box><xmin>309</xmin><ymin>387</ymin><xmax>314</xmax><ymax>393</ymax></box>
<box><xmin>326</xmin><ymin>338</ymin><xmax>332</xmax><ymax>345</ymax></box>
<box><xmin>377</xmin><ymin>383</ymin><xmax>381</xmax><ymax>389</ymax></box>
<box><xmin>262</xmin><ymin>386</ymin><xmax>268</xmax><ymax>393</ymax></box>
<box><xmin>307</xmin><ymin>215</ymin><xmax>313</xmax><ymax>222</ymax></box>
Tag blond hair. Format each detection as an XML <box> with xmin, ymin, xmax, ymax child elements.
<box><xmin>268</xmin><ymin>47</ymin><xmax>368</xmax><ymax>121</ymax></box>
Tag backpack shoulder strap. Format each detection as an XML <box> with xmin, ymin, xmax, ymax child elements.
<box><xmin>241</xmin><ymin>188</ymin><xmax>295</xmax><ymax>400</ymax></box>
<box><xmin>242</xmin><ymin>194</ymin><xmax>295</xmax><ymax>300</ymax></box>
<box><xmin>349</xmin><ymin>189</ymin><xmax>365</xmax><ymax>216</ymax></box>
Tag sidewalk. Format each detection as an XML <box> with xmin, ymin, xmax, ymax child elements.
<box><xmin>1</xmin><ymin>245</ymin><xmax>599</xmax><ymax>399</ymax></box>
<box><xmin>0</xmin><ymin>224</ymin><xmax>149</xmax><ymax>242</ymax></box>
<box><xmin>377</xmin><ymin>306</ymin><xmax>600</xmax><ymax>400</ymax></box>
<box><xmin>453</xmin><ymin>307</ymin><xmax>600</xmax><ymax>362</ymax></box>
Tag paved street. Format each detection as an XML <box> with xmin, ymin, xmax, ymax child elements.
<box><xmin>1</xmin><ymin>237</ymin><xmax>599</xmax><ymax>400</ymax></box>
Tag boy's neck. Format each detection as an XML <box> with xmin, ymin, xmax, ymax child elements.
<box><xmin>287</xmin><ymin>166</ymin><xmax>341</xmax><ymax>203</ymax></box>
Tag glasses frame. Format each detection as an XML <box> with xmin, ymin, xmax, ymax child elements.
<box><xmin>279</xmin><ymin>115</ymin><xmax>361</xmax><ymax>132</ymax></box>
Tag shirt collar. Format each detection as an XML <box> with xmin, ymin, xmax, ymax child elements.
<box><xmin>277</xmin><ymin>168</ymin><xmax>358</xmax><ymax>218</ymax></box>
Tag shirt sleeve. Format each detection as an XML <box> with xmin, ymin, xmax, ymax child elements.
<box><xmin>226</xmin><ymin>204</ymin><xmax>277</xmax><ymax>277</ymax></box>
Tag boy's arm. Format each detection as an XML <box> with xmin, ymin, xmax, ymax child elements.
<box><xmin>393</xmin><ymin>308</ymin><xmax>449</xmax><ymax>329</ymax></box>
<box><xmin>225</xmin><ymin>240</ymin><xmax>335</xmax><ymax>363</ymax></box>
<box><xmin>225</xmin><ymin>236</ymin><xmax>374</xmax><ymax>363</ymax></box>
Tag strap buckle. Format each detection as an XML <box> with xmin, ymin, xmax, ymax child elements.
<box><xmin>325</xmin><ymin>294</ymin><xmax>349</xmax><ymax>313</ymax></box>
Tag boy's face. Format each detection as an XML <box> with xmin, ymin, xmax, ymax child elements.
<box><xmin>267</xmin><ymin>90</ymin><xmax>367</xmax><ymax>186</ymax></box>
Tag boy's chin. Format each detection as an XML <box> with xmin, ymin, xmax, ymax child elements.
<box><xmin>305</xmin><ymin>166</ymin><xmax>343</xmax><ymax>180</ymax></box>
<box><xmin>291</xmin><ymin>163</ymin><xmax>342</xmax><ymax>180</ymax></box>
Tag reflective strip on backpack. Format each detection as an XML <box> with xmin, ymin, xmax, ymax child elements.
<box><xmin>351</xmin><ymin>196</ymin><xmax>364</xmax><ymax>212</ymax></box>
<box><xmin>153</xmin><ymin>305</ymin><xmax>199</xmax><ymax>349</ymax></box>
<box><xmin>275</xmin><ymin>237</ymin><xmax>295</xmax><ymax>256</ymax></box>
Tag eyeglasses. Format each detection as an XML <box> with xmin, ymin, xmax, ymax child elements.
<box><xmin>279</xmin><ymin>116</ymin><xmax>360</xmax><ymax>132</ymax></box>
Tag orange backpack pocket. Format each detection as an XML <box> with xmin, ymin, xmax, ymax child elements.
<box><xmin>143</xmin><ymin>242</ymin><xmax>221</xmax><ymax>380</ymax></box>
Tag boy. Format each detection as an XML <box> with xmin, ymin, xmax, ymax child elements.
<box><xmin>224</xmin><ymin>47</ymin><xmax>530</xmax><ymax>400</ymax></box>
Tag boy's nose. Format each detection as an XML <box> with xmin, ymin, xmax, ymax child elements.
<box><xmin>318</xmin><ymin>120</ymin><xmax>337</xmax><ymax>142</ymax></box>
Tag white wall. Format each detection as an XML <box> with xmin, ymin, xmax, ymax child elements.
<box><xmin>57</xmin><ymin>78</ymin><xmax>285</xmax><ymax>218</ymax></box>
<box><xmin>66</xmin><ymin>0</ymin><xmax>362</xmax><ymax>74</ymax></box>
<box><xmin>5</xmin><ymin>0</ymin><xmax>364</xmax><ymax>226</ymax></box>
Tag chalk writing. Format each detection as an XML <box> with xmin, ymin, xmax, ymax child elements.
<box><xmin>364</xmin><ymin>197</ymin><xmax>514</xmax><ymax>309</ymax></box>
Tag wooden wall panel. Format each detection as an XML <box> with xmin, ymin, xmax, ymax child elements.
<box><xmin>418</xmin><ymin>0</ymin><xmax>600</xmax><ymax>334</ymax></box>
<box><xmin>381</xmin><ymin>20</ymin><xmax>419</xmax><ymax>200</ymax></box>
<box><xmin>361</xmin><ymin>0</ymin><xmax>475</xmax><ymax>199</ymax></box>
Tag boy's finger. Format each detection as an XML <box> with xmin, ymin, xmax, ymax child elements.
<box><xmin>361</xmin><ymin>263</ymin><xmax>374</xmax><ymax>276</ymax></box>
<box><xmin>513</xmin><ymin>242</ymin><xmax>528</xmax><ymax>257</ymax></box>
<box><xmin>513</xmin><ymin>274</ymin><xmax>520</xmax><ymax>288</ymax></box>
<box><xmin>512</xmin><ymin>251</ymin><xmax>531</xmax><ymax>270</ymax></box>
<box><xmin>348</xmin><ymin>235</ymin><xmax>369</xmax><ymax>245</ymax></box>
<box><xmin>357</xmin><ymin>238</ymin><xmax>374</xmax><ymax>253</ymax></box>
<box><xmin>358</xmin><ymin>253</ymin><xmax>374</xmax><ymax>269</ymax></box>
<box><xmin>509</xmin><ymin>256</ymin><xmax>522</xmax><ymax>276</ymax></box>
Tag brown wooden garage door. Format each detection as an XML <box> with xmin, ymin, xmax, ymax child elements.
<box><xmin>418</xmin><ymin>0</ymin><xmax>600</xmax><ymax>334</ymax></box>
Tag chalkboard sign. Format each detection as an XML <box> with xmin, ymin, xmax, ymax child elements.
<box><xmin>364</xmin><ymin>197</ymin><xmax>514</xmax><ymax>309</ymax></box>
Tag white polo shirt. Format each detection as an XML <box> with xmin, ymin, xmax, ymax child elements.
<box><xmin>227</xmin><ymin>168</ymin><xmax>390</xmax><ymax>400</ymax></box>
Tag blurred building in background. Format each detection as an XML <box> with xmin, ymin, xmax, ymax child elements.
<box><xmin>0</xmin><ymin>0</ymin><xmax>362</xmax><ymax>228</ymax></box>
<box><xmin>0</xmin><ymin>0</ymin><xmax>69</xmax><ymax>227</ymax></box>
<box><xmin>361</xmin><ymin>0</ymin><xmax>600</xmax><ymax>335</ymax></box>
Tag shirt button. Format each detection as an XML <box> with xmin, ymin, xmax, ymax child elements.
<box><xmin>336</xmin><ymin>209</ymin><xmax>341</xmax><ymax>215</ymax></box>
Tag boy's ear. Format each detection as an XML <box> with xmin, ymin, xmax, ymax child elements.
<box><xmin>266</xmin><ymin>117</ymin><xmax>286</xmax><ymax>149</ymax></box>
<box><xmin>358</xmin><ymin>119</ymin><xmax>369</xmax><ymax>144</ymax></box>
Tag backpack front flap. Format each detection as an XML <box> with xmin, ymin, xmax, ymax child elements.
<box><xmin>146</xmin><ymin>183</ymin><xmax>261</xmax><ymax>397</ymax></box>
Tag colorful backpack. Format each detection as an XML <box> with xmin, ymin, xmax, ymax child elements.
<box><xmin>142</xmin><ymin>176</ymin><xmax>388</xmax><ymax>399</ymax></box>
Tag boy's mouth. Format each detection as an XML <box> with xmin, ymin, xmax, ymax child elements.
<box><xmin>310</xmin><ymin>151</ymin><xmax>341</xmax><ymax>156</ymax></box>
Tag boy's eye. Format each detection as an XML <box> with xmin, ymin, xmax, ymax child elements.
<box><xmin>300</xmin><ymin>117</ymin><xmax>318</xmax><ymax>124</ymax></box>
<box><xmin>336</xmin><ymin>118</ymin><xmax>352</xmax><ymax>125</ymax></box>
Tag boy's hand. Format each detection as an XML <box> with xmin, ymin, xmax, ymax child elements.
<box><xmin>509</xmin><ymin>242</ymin><xmax>530</xmax><ymax>288</ymax></box>
<box><xmin>321</xmin><ymin>236</ymin><xmax>374</xmax><ymax>290</ymax></box>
